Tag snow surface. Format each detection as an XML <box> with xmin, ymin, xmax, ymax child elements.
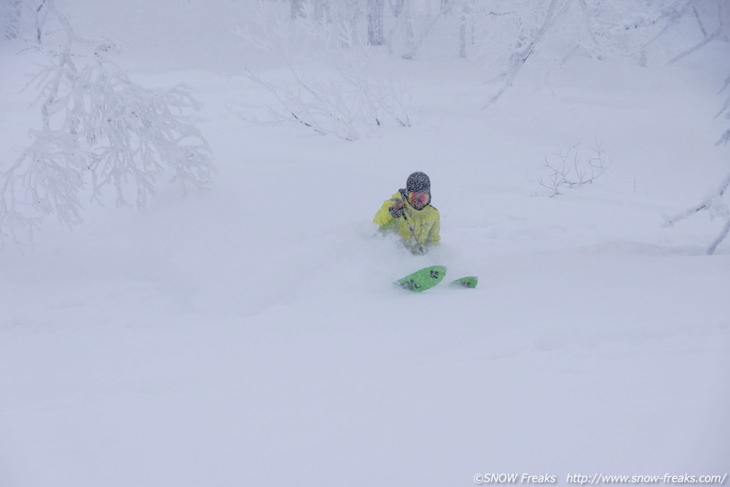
<box><xmin>1</xmin><ymin>2</ymin><xmax>729</xmax><ymax>486</ymax></box>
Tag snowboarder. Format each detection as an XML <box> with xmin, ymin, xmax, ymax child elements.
<box><xmin>373</xmin><ymin>171</ymin><xmax>440</xmax><ymax>254</ymax></box>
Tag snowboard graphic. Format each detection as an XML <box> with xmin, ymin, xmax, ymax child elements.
<box><xmin>394</xmin><ymin>265</ymin><xmax>447</xmax><ymax>292</ymax></box>
<box><xmin>449</xmin><ymin>276</ymin><xmax>478</xmax><ymax>288</ymax></box>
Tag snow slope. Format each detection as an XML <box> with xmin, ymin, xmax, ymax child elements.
<box><xmin>1</xmin><ymin>2</ymin><xmax>729</xmax><ymax>486</ymax></box>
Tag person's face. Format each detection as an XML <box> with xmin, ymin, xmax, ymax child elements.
<box><xmin>409</xmin><ymin>191</ymin><xmax>429</xmax><ymax>210</ymax></box>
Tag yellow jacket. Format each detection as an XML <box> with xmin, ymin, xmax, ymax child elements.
<box><xmin>373</xmin><ymin>190</ymin><xmax>440</xmax><ymax>252</ymax></box>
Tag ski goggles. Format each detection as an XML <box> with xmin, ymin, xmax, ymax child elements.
<box><xmin>409</xmin><ymin>191</ymin><xmax>430</xmax><ymax>207</ymax></box>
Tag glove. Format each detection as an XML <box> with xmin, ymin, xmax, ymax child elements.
<box><xmin>389</xmin><ymin>200</ymin><xmax>406</xmax><ymax>218</ymax></box>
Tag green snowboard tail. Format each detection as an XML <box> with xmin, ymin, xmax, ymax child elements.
<box><xmin>395</xmin><ymin>265</ymin><xmax>447</xmax><ymax>292</ymax></box>
<box><xmin>449</xmin><ymin>276</ymin><xmax>478</xmax><ymax>288</ymax></box>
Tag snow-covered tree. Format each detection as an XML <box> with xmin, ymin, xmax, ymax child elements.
<box><xmin>665</xmin><ymin>76</ymin><xmax>730</xmax><ymax>255</ymax></box>
<box><xmin>0</xmin><ymin>0</ymin><xmax>214</xmax><ymax>244</ymax></box>
<box><xmin>658</xmin><ymin>2</ymin><xmax>730</xmax><ymax>254</ymax></box>
<box><xmin>238</xmin><ymin>0</ymin><xmax>411</xmax><ymax>140</ymax></box>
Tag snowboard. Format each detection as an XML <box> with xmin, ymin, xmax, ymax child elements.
<box><xmin>449</xmin><ymin>276</ymin><xmax>478</xmax><ymax>288</ymax></box>
<box><xmin>394</xmin><ymin>265</ymin><xmax>447</xmax><ymax>292</ymax></box>
<box><xmin>395</xmin><ymin>266</ymin><xmax>478</xmax><ymax>292</ymax></box>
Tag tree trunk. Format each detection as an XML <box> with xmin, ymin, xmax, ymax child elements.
<box><xmin>459</xmin><ymin>1</ymin><xmax>472</xmax><ymax>58</ymax></box>
<box><xmin>368</xmin><ymin>0</ymin><xmax>385</xmax><ymax>45</ymax></box>
<box><xmin>291</xmin><ymin>0</ymin><xmax>304</xmax><ymax>19</ymax></box>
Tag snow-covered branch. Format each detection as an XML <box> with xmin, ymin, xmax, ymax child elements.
<box><xmin>717</xmin><ymin>75</ymin><xmax>730</xmax><ymax>146</ymax></box>
<box><xmin>668</xmin><ymin>2</ymin><xmax>729</xmax><ymax>64</ymax></box>
<box><xmin>0</xmin><ymin>0</ymin><xmax>214</xmax><ymax>244</ymax></box>
<box><xmin>240</xmin><ymin>63</ymin><xmax>411</xmax><ymax>141</ymax></box>
<box><xmin>484</xmin><ymin>0</ymin><xmax>564</xmax><ymax>108</ymax></box>
<box><xmin>664</xmin><ymin>171</ymin><xmax>730</xmax><ymax>255</ymax></box>
<box><xmin>659</xmin><ymin>2</ymin><xmax>730</xmax><ymax>255</ymax></box>
<box><xmin>236</xmin><ymin>2</ymin><xmax>412</xmax><ymax>141</ymax></box>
